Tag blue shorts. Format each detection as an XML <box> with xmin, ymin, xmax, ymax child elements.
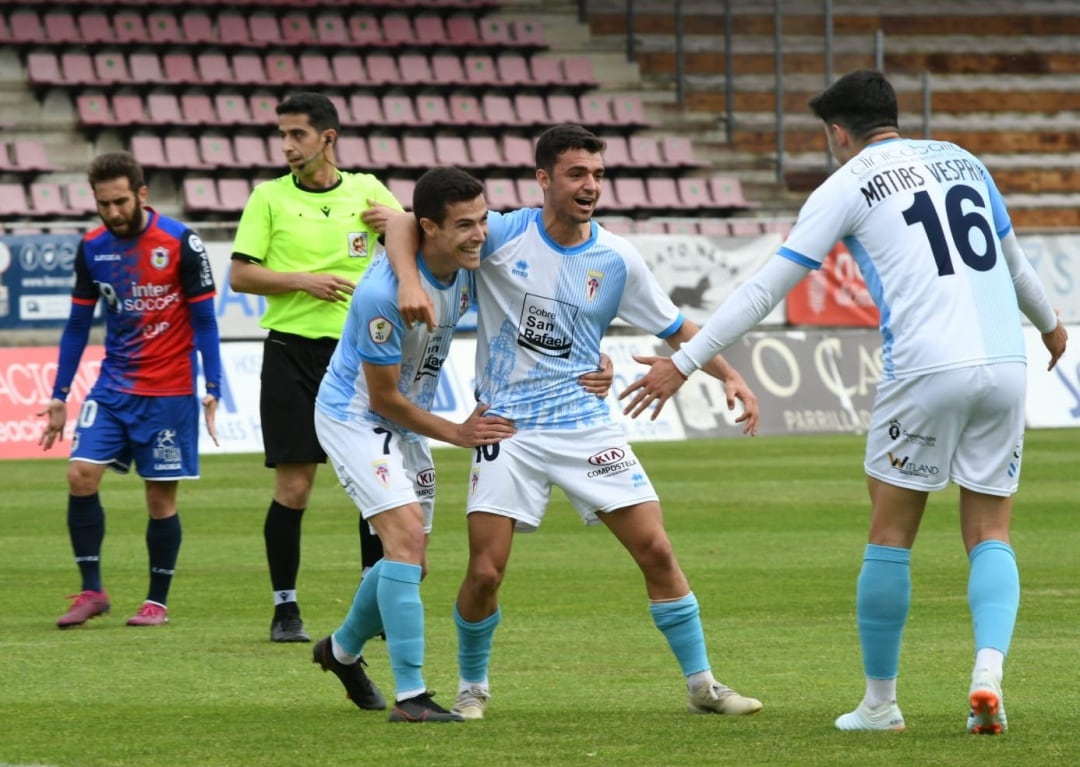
<box><xmin>71</xmin><ymin>388</ymin><xmax>200</xmax><ymax>480</ymax></box>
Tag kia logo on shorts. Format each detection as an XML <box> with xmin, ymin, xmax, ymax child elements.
<box><xmin>416</xmin><ymin>469</ymin><xmax>436</xmax><ymax>487</ymax></box>
<box><xmin>588</xmin><ymin>448</ymin><xmax>625</xmax><ymax>466</ymax></box>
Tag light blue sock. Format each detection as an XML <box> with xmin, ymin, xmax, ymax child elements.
<box><xmin>378</xmin><ymin>560</ymin><xmax>425</xmax><ymax>696</ymax></box>
<box><xmin>333</xmin><ymin>559</ymin><xmax>384</xmax><ymax>657</ymax></box>
<box><xmin>649</xmin><ymin>593</ymin><xmax>709</xmax><ymax>677</ymax></box>
<box><xmin>455</xmin><ymin>603</ymin><xmax>500</xmax><ymax>684</ymax></box>
<box><xmin>856</xmin><ymin>544</ymin><xmax>911</xmax><ymax>680</ymax></box>
<box><xmin>968</xmin><ymin>540</ymin><xmax>1019</xmax><ymax>655</ymax></box>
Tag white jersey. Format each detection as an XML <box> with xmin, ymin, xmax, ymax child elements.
<box><xmin>475</xmin><ymin>208</ymin><xmax>683</xmax><ymax>429</ymax></box>
<box><xmin>780</xmin><ymin>138</ymin><xmax>1025</xmax><ymax>381</ymax></box>
<box><xmin>316</xmin><ymin>252</ymin><xmax>475</xmax><ymax>441</ymax></box>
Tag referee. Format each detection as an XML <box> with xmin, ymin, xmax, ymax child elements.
<box><xmin>229</xmin><ymin>92</ymin><xmax>403</xmax><ymax>642</ymax></box>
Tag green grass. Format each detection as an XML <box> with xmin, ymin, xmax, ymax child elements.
<box><xmin>1</xmin><ymin>431</ymin><xmax>1078</xmax><ymax>767</ymax></box>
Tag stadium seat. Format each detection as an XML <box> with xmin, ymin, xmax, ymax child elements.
<box><xmin>601</xmin><ymin>135</ymin><xmax>632</xmax><ymax>168</ymax></box>
<box><xmin>529</xmin><ymin>57</ymin><xmax>562</xmax><ymax>87</ymax></box>
<box><xmin>0</xmin><ymin>183</ymin><xmax>33</xmax><ymax>218</ymax></box>
<box><xmin>215</xmin><ymin>94</ymin><xmax>252</xmax><ymax>125</ymax></box>
<box><xmin>76</xmin><ymin>11</ymin><xmax>111</xmax><ymax>45</ymax></box>
<box><xmin>415</xmin><ymin>95</ymin><xmax>451</xmax><ymax>126</ymax></box>
<box><xmin>514</xmin><ymin>94</ymin><xmax>550</xmax><ymax>128</ymax></box>
<box><xmin>516</xmin><ymin>178</ymin><xmax>543</xmax><ymax>208</ymax></box>
<box><xmin>43</xmin><ymin>11</ymin><xmax>80</xmax><ymax>44</ymax></box>
<box><xmin>414</xmin><ymin>15</ymin><xmax>446</xmax><ymax>45</ymax></box>
<box><xmin>179</xmin><ymin>12</ymin><xmax>215</xmax><ymax>45</ymax></box>
<box><xmin>481</xmin><ymin>94</ymin><xmax>515</xmax><ymax>127</ymax></box>
<box><xmin>183</xmin><ymin>178</ymin><xmax>221</xmax><ymax>214</ymax></box>
<box><xmin>485</xmin><ymin>178</ymin><xmax>521</xmax><ymax>210</ymax></box>
<box><xmin>76</xmin><ymin>94</ymin><xmax>113</xmax><ymax>128</ymax></box>
<box><xmin>496</xmin><ymin>55</ymin><xmax>530</xmax><ymax>86</ymax></box>
<box><xmin>512</xmin><ymin>18</ymin><xmax>548</xmax><ymax>49</ymax></box>
<box><xmin>60</xmin><ymin>52</ymin><xmax>98</xmax><ymax>87</ymax></box>
<box><xmin>64</xmin><ymin>181</ymin><xmax>97</xmax><ymax>216</ymax></box>
<box><xmin>547</xmin><ymin>94</ymin><xmax>583</xmax><ymax>124</ymax></box>
<box><xmin>218</xmin><ymin>12</ymin><xmax>253</xmax><ymax>47</ymax></box>
<box><xmin>163</xmin><ymin>53</ymin><xmax>200</xmax><ymax>85</ymax></box>
<box><xmin>146</xmin><ymin>93</ymin><xmax>182</xmax><ymax>125</ymax></box>
<box><xmin>8</xmin><ymin>12</ymin><xmax>44</xmax><ymax>46</ymax></box>
<box><xmin>196</xmin><ymin>53</ymin><xmax>232</xmax><ymax>86</ymax></box>
<box><xmin>611</xmin><ymin>177</ymin><xmax>648</xmax><ymax>213</ymax></box>
<box><xmin>645</xmin><ymin>177</ymin><xmax>687</xmax><ymax>210</ymax></box>
<box><xmin>464</xmin><ymin>55</ymin><xmax>499</xmax><ymax>87</ymax></box>
<box><xmin>180</xmin><ymin>94</ymin><xmax>218</xmax><ymax>126</ymax></box>
<box><xmin>368</xmin><ymin>136</ymin><xmax>405</xmax><ymax>168</ymax></box>
<box><xmin>661</xmin><ymin>136</ymin><xmax>703</xmax><ymax>168</ymax></box>
<box><xmin>234</xmin><ymin>136</ymin><xmax>271</xmax><ymax>168</ymax></box>
<box><xmin>111</xmin><ymin>94</ymin><xmax>146</xmax><ymax>126</ymax></box>
<box><xmin>710</xmin><ymin>175</ymin><xmax>754</xmax><ymax>209</ymax></box>
<box><xmin>467</xmin><ymin>136</ymin><xmax>504</xmax><ymax>169</ymax></box>
<box><xmin>677</xmin><ymin>177</ymin><xmax>714</xmax><ymax>209</ymax></box>
<box><xmin>611</xmin><ymin>94</ymin><xmax>652</xmax><ymax>128</ymax></box>
<box><xmin>314</xmin><ymin>13</ymin><xmax>350</xmax><ymax>45</ymax></box>
<box><xmin>218</xmin><ymin>179</ymin><xmax>252</xmax><ymax>212</ymax></box>
<box><xmin>334</xmin><ymin>136</ymin><xmax>370</xmax><ymax>169</ymax></box>
<box><xmin>249</xmin><ymin>14</ymin><xmax>281</xmax><ymax>46</ymax></box>
<box><xmin>388</xmin><ymin>177</ymin><xmax>416</xmax><ymax>209</ymax></box>
<box><xmin>29</xmin><ymin>182</ymin><xmax>69</xmax><ymax>217</ymax></box>
<box><xmin>299</xmin><ymin>54</ymin><xmax>334</xmax><ymax>84</ymax></box>
<box><xmin>699</xmin><ymin>218</ymin><xmax>733</xmax><ymax>237</ymax></box>
<box><xmin>578</xmin><ymin>94</ymin><xmax>617</xmax><ymax>127</ymax></box>
<box><xmin>365</xmin><ymin>55</ymin><xmax>399</xmax><ymax>86</ymax></box>
<box><xmin>249</xmin><ymin>95</ymin><xmax>279</xmax><ymax>126</ymax></box>
<box><xmin>501</xmin><ymin>135</ymin><xmax>533</xmax><ymax>167</ymax></box>
<box><xmin>629</xmin><ymin>136</ymin><xmax>664</xmax><ymax>168</ymax></box>
<box><xmin>446</xmin><ymin>16</ymin><xmax>480</xmax><ymax>47</ymax></box>
<box><xmin>113</xmin><ymin>11</ymin><xmax>148</xmax><ymax>43</ymax></box>
<box><xmin>330</xmin><ymin>54</ymin><xmax>366</xmax><ymax>86</ymax></box>
<box><xmin>265</xmin><ymin>53</ymin><xmax>300</xmax><ymax>85</ymax></box>
<box><xmin>93</xmin><ymin>53</ymin><xmax>132</xmax><ymax>85</ymax></box>
<box><xmin>147</xmin><ymin>12</ymin><xmax>180</xmax><ymax>44</ymax></box>
<box><xmin>435</xmin><ymin>136</ymin><xmax>471</xmax><ymax>167</ymax></box>
<box><xmin>398</xmin><ymin>54</ymin><xmax>433</xmax><ymax>86</ymax></box>
<box><xmin>232</xmin><ymin>54</ymin><xmax>267</xmax><ymax>86</ymax></box>
<box><xmin>165</xmin><ymin>136</ymin><xmax>209</xmax><ymax>170</ymax></box>
<box><xmin>327</xmin><ymin>94</ymin><xmax>351</xmax><ymax>126</ymax></box>
<box><xmin>348</xmin><ymin>14</ymin><xmax>382</xmax><ymax>46</ymax></box>
<box><xmin>13</xmin><ymin>140</ymin><xmax>57</xmax><ymax>172</ymax></box>
<box><xmin>561</xmin><ymin>56</ymin><xmax>598</xmax><ymax>88</ymax></box>
<box><xmin>382</xmin><ymin>95</ymin><xmax>418</xmax><ymax>126</ymax></box>
<box><xmin>431</xmin><ymin>54</ymin><xmax>467</xmax><ymax>87</ymax></box>
<box><xmin>200</xmin><ymin>136</ymin><xmax>239</xmax><ymax>169</ymax></box>
<box><xmin>402</xmin><ymin>136</ymin><xmax>437</xmax><ymax>169</ymax></box>
<box><xmin>382</xmin><ymin>15</ymin><xmax>415</xmax><ymax>47</ymax></box>
<box><xmin>129</xmin><ymin>53</ymin><xmax>166</xmax><ymax>85</ymax></box>
<box><xmin>478</xmin><ymin>17</ymin><xmax>513</xmax><ymax>50</ymax></box>
<box><xmin>131</xmin><ymin>135</ymin><xmax>168</xmax><ymax>169</ymax></box>
<box><xmin>26</xmin><ymin>52</ymin><xmax>62</xmax><ymax>88</ymax></box>
<box><xmin>349</xmin><ymin>94</ymin><xmax>384</xmax><ymax>124</ymax></box>
<box><xmin>448</xmin><ymin>94</ymin><xmax>483</xmax><ymax>126</ymax></box>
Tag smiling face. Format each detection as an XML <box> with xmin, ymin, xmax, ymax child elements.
<box><xmin>420</xmin><ymin>194</ymin><xmax>489</xmax><ymax>281</ymax></box>
<box><xmin>539</xmin><ymin>147</ymin><xmax>604</xmax><ymax>229</ymax></box>
<box><xmin>93</xmin><ymin>176</ymin><xmax>147</xmax><ymax>238</ymax></box>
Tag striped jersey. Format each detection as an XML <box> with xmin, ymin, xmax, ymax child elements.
<box><xmin>779</xmin><ymin>138</ymin><xmax>1025</xmax><ymax>381</ymax></box>
<box><xmin>316</xmin><ymin>253</ymin><xmax>475</xmax><ymax>442</ymax></box>
<box><xmin>72</xmin><ymin>207</ymin><xmax>216</xmax><ymax>396</ymax></box>
<box><xmin>475</xmin><ymin>208</ymin><xmax>683</xmax><ymax>429</ymax></box>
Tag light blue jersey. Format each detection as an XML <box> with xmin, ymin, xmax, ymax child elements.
<box><xmin>316</xmin><ymin>253</ymin><xmax>475</xmax><ymax>441</ymax></box>
<box><xmin>780</xmin><ymin>138</ymin><xmax>1024</xmax><ymax>381</ymax></box>
<box><xmin>475</xmin><ymin>208</ymin><xmax>683</xmax><ymax>429</ymax></box>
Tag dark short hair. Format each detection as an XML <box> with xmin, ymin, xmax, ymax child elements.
<box><xmin>276</xmin><ymin>92</ymin><xmax>341</xmax><ymax>133</ymax></box>
<box><xmin>534</xmin><ymin>124</ymin><xmax>606</xmax><ymax>173</ymax></box>
<box><xmin>808</xmin><ymin>70</ymin><xmax>898</xmax><ymax>141</ymax></box>
<box><xmin>88</xmin><ymin>151</ymin><xmax>144</xmax><ymax>191</ymax></box>
<box><xmin>412</xmin><ymin>166</ymin><xmax>485</xmax><ymax>226</ymax></box>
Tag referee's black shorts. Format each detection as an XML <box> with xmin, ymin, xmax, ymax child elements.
<box><xmin>260</xmin><ymin>329</ymin><xmax>339</xmax><ymax>468</ymax></box>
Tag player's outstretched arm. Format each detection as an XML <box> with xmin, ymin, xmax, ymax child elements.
<box><xmin>385</xmin><ymin>212</ymin><xmax>435</xmax><ymax>330</ymax></box>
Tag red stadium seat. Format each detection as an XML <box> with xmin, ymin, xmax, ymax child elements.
<box><xmin>183</xmin><ymin>178</ymin><xmax>221</xmax><ymax>214</ymax></box>
<box><xmin>467</xmin><ymin>136</ymin><xmax>504</xmax><ymax>168</ymax></box>
<box><xmin>335</xmin><ymin>136</ymin><xmax>370</xmax><ymax>169</ymax></box>
<box><xmin>435</xmin><ymin>136</ymin><xmax>470</xmax><ymax>167</ymax></box>
<box><xmin>147</xmin><ymin>93</ymin><xmax>183</xmax><ymax>125</ymax></box>
<box><xmin>129</xmin><ymin>53</ymin><xmax>166</xmax><ymax>85</ymax></box>
<box><xmin>368</xmin><ymin>136</ymin><xmax>405</xmax><ymax>168</ymax></box>
<box><xmin>165</xmin><ymin>136</ymin><xmax>210</xmax><ymax>170</ymax></box>
<box><xmin>485</xmin><ymin>178</ymin><xmax>521</xmax><ymax>210</ymax></box>
<box><xmin>645</xmin><ymin>177</ymin><xmax>687</xmax><ymax>210</ymax></box>
<box><xmin>513</xmin><ymin>94</ymin><xmax>549</xmax><ymax>128</ymax></box>
<box><xmin>60</xmin><ymin>52</ymin><xmax>98</xmax><ymax>87</ymax></box>
<box><xmin>382</xmin><ymin>15</ymin><xmax>415</xmax><ymax>47</ymax></box>
<box><xmin>464</xmin><ymin>55</ymin><xmax>498</xmax><ymax>86</ymax></box>
<box><xmin>677</xmin><ymin>177</ymin><xmax>714</xmax><ymax>209</ymax></box>
<box><xmin>529</xmin><ymin>57</ymin><xmax>562</xmax><ymax>86</ymax></box>
<box><xmin>349</xmin><ymin>94</ymin><xmax>384</xmax><ymax>125</ymax></box>
<box><xmin>388</xmin><ymin>177</ymin><xmax>416</xmax><ymax>210</ymax></box>
<box><xmin>76</xmin><ymin>94</ymin><xmax>113</xmax><ymax>128</ymax></box>
<box><xmin>578</xmin><ymin>94</ymin><xmax>617</xmax><ymax>127</ymax></box>
<box><xmin>196</xmin><ymin>53</ymin><xmax>232</xmax><ymax>86</ymax></box>
<box><xmin>611</xmin><ymin>94</ymin><xmax>652</xmax><ymax>128</ymax></box>
<box><xmin>111</xmin><ymin>94</ymin><xmax>146</xmax><ymax>126</ymax></box>
<box><xmin>415</xmin><ymin>95</ymin><xmax>451</xmax><ymax>126</ymax></box>
<box><xmin>710</xmin><ymin>175</ymin><xmax>754</xmax><ymax>209</ymax></box>
<box><xmin>516</xmin><ymin>178</ymin><xmax>544</xmax><ymax>208</ymax></box>
<box><xmin>381</xmin><ymin>95</ymin><xmax>418</xmax><ymax>126</ymax></box>
<box><xmin>234</xmin><ymin>136</ymin><xmax>271</xmax><ymax>168</ymax></box>
<box><xmin>501</xmin><ymin>135</ymin><xmax>533</xmax><ymax>167</ymax></box>
<box><xmin>249</xmin><ymin>14</ymin><xmax>282</xmax><ymax>46</ymax></box>
<box><xmin>365</xmin><ymin>55</ymin><xmax>399</xmax><ymax>86</ymax></box>
<box><xmin>13</xmin><ymin>140</ymin><xmax>57</xmax><ymax>172</ymax></box>
<box><xmin>180</xmin><ymin>93</ymin><xmax>218</xmax><ymax>126</ymax></box>
<box><xmin>330</xmin><ymin>54</ymin><xmax>366</xmax><ymax>86</ymax></box>
<box><xmin>215</xmin><ymin>94</ymin><xmax>252</xmax><ymax>125</ymax></box>
<box><xmin>130</xmin><ymin>135</ymin><xmax>167</xmax><ymax>168</ymax></box>
<box><xmin>431</xmin><ymin>55</ymin><xmax>466</xmax><ymax>87</ymax></box>
<box><xmin>0</xmin><ymin>183</ymin><xmax>33</xmax><ymax>218</ymax></box>
<box><xmin>398</xmin><ymin>54</ymin><xmax>433</xmax><ymax>86</ymax></box>
<box><xmin>232</xmin><ymin>54</ymin><xmax>267</xmax><ymax>86</ymax></box>
<box><xmin>64</xmin><ymin>181</ymin><xmax>97</xmax><ymax>216</ymax></box>
<box><xmin>496</xmin><ymin>55</ymin><xmax>530</xmax><ymax>86</ymax></box>
<box><xmin>348</xmin><ymin>15</ymin><xmax>382</xmax><ymax>46</ymax></box>
<box><xmin>601</xmin><ymin>135</ymin><xmax>632</xmax><ymax>168</ymax></box>
<box><xmin>629</xmin><ymin>136</ymin><xmax>664</xmax><ymax>168</ymax></box>
<box><xmin>199</xmin><ymin>136</ymin><xmax>239</xmax><ymax>169</ymax></box>
<box><xmin>26</xmin><ymin>52</ymin><xmax>62</xmax><ymax>88</ymax></box>
<box><xmin>478</xmin><ymin>17</ymin><xmax>513</xmax><ymax>49</ymax></box>
<box><xmin>561</xmin><ymin>56</ymin><xmax>598</xmax><ymax>88</ymax></box>
<box><xmin>402</xmin><ymin>136</ymin><xmax>437</xmax><ymax>169</ymax></box>
<box><xmin>480</xmin><ymin>94</ymin><xmax>515</xmax><ymax>127</ymax></box>
<box><xmin>547</xmin><ymin>94</ymin><xmax>582</xmax><ymax>124</ymax></box>
<box><xmin>448</xmin><ymin>94</ymin><xmax>483</xmax><ymax>126</ymax></box>
<box><xmin>413</xmin><ymin>15</ymin><xmax>446</xmax><ymax>45</ymax></box>
<box><xmin>280</xmin><ymin>13</ymin><xmax>315</xmax><ymax>45</ymax></box>
<box><xmin>147</xmin><ymin>12</ymin><xmax>180</xmax><ymax>44</ymax></box>
<box><xmin>249</xmin><ymin>95</ymin><xmax>279</xmax><ymax>126</ymax></box>
<box><xmin>612</xmin><ymin>177</ymin><xmax>648</xmax><ymax>213</ymax></box>
<box><xmin>511</xmin><ymin>18</ymin><xmax>548</xmax><ymax>49</ymax></box>
<box><xmin>299</xmin><ymin>54</ymin><xmax>334</xmax><ymax>84</ymax></box>
<box><xmin>113</xmin><ymin>11</ymin><xmax>148</xmax><ymax>43</ymax></box>
<box><xmin>179</xmin><ymin>12</ymin><xmax>215</xmax><ymax>45</ymax></box>
<box><xmin>9</xmin><ymin>12</ymin><xmax>44</xmax><ymax>46</ymax></box>
<box><xmin>446</xmin><ymin>16</ymin><xmax>480</xmax><ymax>46</ymax></box>
<box><xmin>264</xmin><ymin>54</ymin><xmax>300</xmax><ymax>85</ymax></box>
<box><xmin>43</xmin><ymin>11</ymin><xmax>80</xmax><ymax>44</ymax></box>
<box><xmin>661</xmin><ymin>136</ymin><xmax>702</xmax><ymax>168</ymax></box>
<box><xmin>218</xmin><ymin>12</ymin><xmax>253</xmax><ymax>47</ymax></box>
<box><xmin>93</xmin><ymin>53</ymin><xmax>132</xmax><ymax>85</ymax></box>
<box><xmin>76</xmin><ymin>12</ymin><xmax>111</xmax><ymax>45</ymax></box>
<box><xmin>163</xmin><ymin>53</ymin><xmax>200</xmax><ymax>86</ymax></box>
<box><xmin>314</xmin><ymin>13</ymin><xmax>350</xmax><ymax>45</ymax></box>
<box><xmin>218</xmin><ymin>179</ymin><xmax>253</xmax><ymax>213</ymax></box>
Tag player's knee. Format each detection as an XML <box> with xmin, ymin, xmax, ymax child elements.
<box><xmin>67</xmin><ymin>464</ymin><xmax>100</xmax><ymax>495</ymax></box>
<box><xmin>466</xmin><ymin>560</ymin><xmax>505</xmax><ymax>596</ymax></box>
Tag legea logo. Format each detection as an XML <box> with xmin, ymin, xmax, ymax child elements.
<box><xmin>588</xmin><ymin>448</ymin><xmax>625</xmax><ymax>466</ymax></box>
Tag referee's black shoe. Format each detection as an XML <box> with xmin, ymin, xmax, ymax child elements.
<box><xmin>312</xmin><ymin>636</ymin><xmax>386</xmax><ymax>710</ymax></box>
<box><xmin>270</xmin><ymin>610</ymin><xmax>310</xmax><ymax>643</ymax></box>
<box><xmin>389</xmin><ymin>692</ymin><xmax>465</xmax><ymax>723</ymax></box>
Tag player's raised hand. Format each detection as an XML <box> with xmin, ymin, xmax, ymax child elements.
<box><xmin>455</xmin><ymin>405</ymin><xmax>515</xmax><ymax>448</ymax></box>
<box><xmin>37</xmin><ymin>398</ymin><xmax>67</xmax><ymax>451</ymax></box>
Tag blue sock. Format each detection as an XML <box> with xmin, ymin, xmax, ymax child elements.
<box><xmin>968</xmin><ymin>540</ymin><xmax>1019</xmax><ymax>656</ymax></box>
<box><xmin>68</xmin><ymin>493</ymin><xmax>105</xmax><ymax>592</ymax></box>
<box><xmin>856</xmin><ymin>544</ymin><xmax>911</xmax><ymax>679</ymax></box>
<box><xmin>455</xmin><ymin>604</ymin><xmax>501</xmax><ymax>684</ymax></box>
<box><xmin>378</xmin><ymin>560</ymin><xmax>425</xmax><ymax>696</ymax></box>
<box><xmin>649</xmin><ymin>593</ymin><xmax>709</xmax><ymax>677</ymax></box>
<box><xmin>334</xmin><ymin>560</ymin><xmax>384</xmax><ymax>657</ymax></box>
<box><xmin>146</xmin><ymin>515</ymin><xmax>181</xmax><ymax>605</ymax></box>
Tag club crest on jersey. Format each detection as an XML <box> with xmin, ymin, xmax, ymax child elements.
<box><xmin>585</xmin><ymin>270</ymin><xmax>603</xmax><ymax>301</ymax></box>
<box><xmin>372</xmin><ymin>459</ymin><xmax>390</xmax><ymax>488</ymax></box>
<box><xmin>368</xmin><ymin>316</ymin><xmax>392</xmax><ymax>344</ymax></box>
<box><xmin>349</xmin><ymin>232</ymin><xmax>368</xmax><ymax>258</ymax></box>
<box><xmin>150</xmin><ymin>247</ymin><xmax>169</xmax><ymax>270</ymax></box>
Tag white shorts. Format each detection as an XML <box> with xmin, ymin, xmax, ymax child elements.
<box><xmin>864</xmin><ymin>362</ymin><xmax>1027</xmax><ymax>496</ymax></box>
<box><xmin>466</xmin><ymin>422</ymin><xmax>659</xmax><ymax>532</ymax></box>
<box><xmin>315</xmin><ymin>409</ymin><xmax>436</xmax><ymax>532</ymax></box>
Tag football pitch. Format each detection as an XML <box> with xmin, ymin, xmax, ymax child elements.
<box><xmin>1</xmin><ymin>431</ymin><xmax>1077</xmax><ymax>767</ymax></box>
